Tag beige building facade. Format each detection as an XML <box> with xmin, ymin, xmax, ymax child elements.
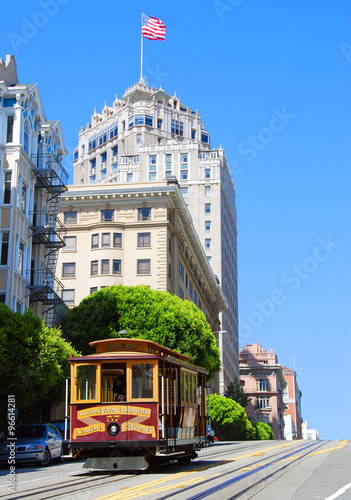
<box><xmin>57</xmin><ymin>180</ymin><xmax>227</xmax><ymax>338</ymax></box>
<box><xmin>70</xmin><ymin>81</ymin><xmax>239</xmax><ymax>390</ymax></box>
<box><xmin>0</xmin><ymin>55</ymin><xmax>67</xmax><ymax>326</ymax></box>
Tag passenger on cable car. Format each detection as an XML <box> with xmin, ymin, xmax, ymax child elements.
<box><xmin>113</xmin><ymin>374</ymin><xmax>126</xmax><ymax>401</ymax></box>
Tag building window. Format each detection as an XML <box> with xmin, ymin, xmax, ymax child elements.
<box><xmin>181</xmin><ymin>153</ymin><xmax>188</xmax><ymax>167</ymax></box>
<box><xmin>63</xmin><ymin>236</ymin><xmax>76</xmax><ymax>251</ymax></box>
<box><xmin>101</xmin><ymin>210</ymin><xmax>113</xmax><ymax>222</ymax></box>
<box><xmin>179</xmin><ymin>287</ymin><xmax>184</xmax><ymax>299</ymax></box>
<box><xmin>112</xmin><ymin>145</ymin><xmax>118</xmax><ymax>157</ymax></box>
<box><xmin>90</xmin><ymin>158</ymin><xmax>96</xmax><ymax>171</ymax></box>
<box><xmin>180</xmin><ymin>187</ymin><xmax>188</xmax><ymax>197</ymax></box>
<box><xmin>191</xmin><ymin>129</ymin><xmax>196</xmax><ymax>139</ymax></box>
<box><xmin>1</xmin><ymin>232</ymin><xmax>9</xmax><ymax>265</ymax></box>
<box><xmin>91</xmin><ymin>260</ymin><xmax>98</xmax><ymax>276</ymax></box>
<box><xmin>4</xmin><ymin>172</ymin><xmax>11</xmax><ymax>204</ymax></box>
<box><xmin>113</xmin><ymin>233</ymin><xmax>122</xmax><ymax>248</ymax></box>
<box><xmin>205</xmin><ymin>168</ymin><xmax>211</xmax><ymax>179</ymax></box>
<box><xmin>138</xmin><ymin>232</ymin><xmax>151</xmax><ymax>247</ymax></box>
<box><xmin>181</xmin><ymin>170</ymin><xmax>188</xmax><ymax>180</ymax></box>
<box><xmin>101</xmin><ymin>151</ymin><xmax>107</xmax><ymax>164</ymax></box>
<box><xmin>171</xmin><ymin>119</ymin><xmax>183</xmax><ymax>136</ymax></box>
<box><xmin>165</xmin><ymin>154</ymin><xmax>172</xmax><ymax>171</ymax></box>
<box><xmin>113</xmin><ymin>259</ymin><xmax>121</xmax><ymax>274</ymax></box>
<box><xmin>64</xmin><ymin>211</ymin><xmax>77</xmax><ymax>224</ymax></box>
<box><xmin>207</xmin><ymin>256</ymin><xmax>212</xmax><ymax>265</ymax></box>
<box><xmin>73</xmin><ymin>148</ymin><xmax>78</xmax><ymax>161</ymax></box>
<box><xmin>189</xmin><ymin>281</ymin><xmax>193</xmax><ymax>297</ymax></box>
<box><xmin>179</xmin><ymin>262</ymin><xmax>184</xmax><ymax>279</ymax></box>
<box><xmin>205</xmin><ymin>203</ymin><xmax>211</xmax><ymax>214</ymax></box>
<box><xmin>194</xmin><ymin>291</ymin><xmax>198</xmax><ymax>306</ymax></box>
<box><xmin>201</xmin><ymin>132</ymin><xmax>209</xmax><ymax>144</ymax></box>
<box><xmin>157</xmin><ymin>118</ymin><xmax>162</xmax><ymax>129</ymax></box>
<box><xmin>62</xmin><ymin>289</ymin><xmax>75</xmax><ymax>306</ymax></box>
<box><xmin>90</xmin><ymin>174</ymin><xmax>96</xmax><ymax>184</ymax></box>
<box><xmin>20</xmin><ymin>184</ymin><xmax>27</xmax><ymax>214</ymax></box>
<box><xmin>205</xmin><ymin>186</ymin><xmax>211</xmax><ymax>196</ymax></box>
<box><xmin>137</xmin><ymin>259</ymin><xmax>151</xmax><ymax>275</ymax></box>
<box><xmin>257</xmin><ymin>397</ymin><xmax>270</xmax><ymax>409</ymax></box>
<box><xmin>205</xmin><ymin>220</ymin><xmax>211</xmax><ymax>231</ymax></box>
<box><xmin>18</xmin><ymin>242</ymin><xmax>24</xmax><ymax>273</ymax></box>
<box><xmin>137</xmin><ymin>133</ymin><xmax>142</xmax><ymax>144</ymax></box>
<box><xmin>138</xmin><ymin>208</ymin><xmax>151</xmax><ymax>221</ymax></box>
<box><xmin>257</xmin><ymin>380</ymin><xmax>269</xmax><ymax>392</ymax></box>
<box><xmin>205</xmin><ymin>238</ymin><xmax>211</xmax><ymax>249</ymax></box>
<box><xmin>91</xmin><ymin>234</ymin><xmax>99</xmax><ymax>249</ymax></box>
<box><xmin>62</xmin><ymin>262</ymin><xmax>76</xmax><ymax>278</ymax></box>
<box><xmin>101</xmin><ymin>259</ymin><xmax>109</xmax><ymax>274</ymax></box>
<box><xmin>127</xmin><ymin>173</ymin><xmax>133</xmax><ymax>182</ymax></box>
<box><xmin>0</xmin><ymin>293</ymin><xmax>6</xmax><ymax>303</ymax></box>
<box><xmin>102</xmin><ymin>233</ymin><xmax>110</xmax><ymax>247</ymax></box>
<box><xmin>90</xmin><ymin>287</ymin><xmax>98</xmax><ymax>295</ymax></box>
<box><xmin>7</xmin><ymin>115</ymin><xmax>14</xmax><ymax>143</ymax></box>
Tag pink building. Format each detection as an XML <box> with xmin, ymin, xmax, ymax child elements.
<box><xmin>282</xmin><ymin>366</ymin><xmax>302</xmax><ymax>439</ymax></box>
<box><xmin>239</xmin><ymin>343</ymin><xmax>286</xmax><ymax>440</ymax></box>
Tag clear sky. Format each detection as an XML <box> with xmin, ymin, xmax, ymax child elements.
<box><xmin>1</xmin><ymin>0</ymin><xmax>350</xmax><ymax>440</ymax></box>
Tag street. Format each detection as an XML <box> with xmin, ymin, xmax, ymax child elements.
<box><xmin>0</xmin><ymin>440</ymin><xmax>350</xmax><ymax>500</ymax></box>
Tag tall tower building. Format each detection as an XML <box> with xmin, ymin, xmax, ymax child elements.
<box><xmin>71</xmin><ymin>82</ymin><xmax>239</xmax><ymax>389</ymax></box>
<box><xmin>0</xmin><ymin>55</ymin><xmax>67</xmax><ymax>326</ymax></box>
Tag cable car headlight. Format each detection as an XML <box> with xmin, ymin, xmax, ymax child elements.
<box><xmin>107</xmin><ymin>422</ymin><xmax>120</xmax><ymax>436</ymax></box>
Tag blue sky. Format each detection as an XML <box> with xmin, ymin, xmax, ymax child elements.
<box><xmin>1</xmin><ymin>0</ymin><xmax>350</xmax><ymax>440</ymax></box>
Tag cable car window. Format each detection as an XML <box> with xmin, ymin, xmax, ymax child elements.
<box><xmin>132</xmin><ymin>363</ymin><xmax>153</xmax><ymax>399</ymax></box>
<box><xmin>76</xmin><ymin>365</ymin><xmax>97</xmax><ymax>401</ymax></box>
<box><xmin>102</xmin><ymin>364</ymin><xmax>126</xmax><ymax>402</ymax></box>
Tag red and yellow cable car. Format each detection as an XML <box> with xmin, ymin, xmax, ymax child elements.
<box><xmin>69</xmin><ymin>337</ymin><xmax>209</xmax><ymax>470</ymax></box>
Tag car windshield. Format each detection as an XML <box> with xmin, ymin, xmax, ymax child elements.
<box><xmin>15</xmin><ymin>426</ymin><xmax>47</xmax><ymax>439</ymax></box>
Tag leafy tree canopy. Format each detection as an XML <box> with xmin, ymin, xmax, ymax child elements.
<box><xmin>63</xmin><ymin>285</ymin><xmax>220</xmax><ymax>378</ymax></box>
<box><xmin>0</xmin><ymin>304</ymin><xmax>78</xmax><ymax>431</ymax></box>
<box><xmin>226</xmin><ymin>378</ymin><xmax>250</xmax><ymax>408</ymax></box>
<box><xmin>207</xmin><ymin>394</ymin><xmax>274</xmax><ymax>441</ymax></box>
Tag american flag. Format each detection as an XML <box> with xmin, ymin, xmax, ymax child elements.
<box><xmin>142</xmin><ymin>13</ymin><xmax>166</xmax><ymax>41</ymax></box>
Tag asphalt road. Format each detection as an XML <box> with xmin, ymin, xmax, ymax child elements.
<box><xmin>0</xmin><ymin>440</ymin><xmax>350</xmax><ymax>500</ymax></box>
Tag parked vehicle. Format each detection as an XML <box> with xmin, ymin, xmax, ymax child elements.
<box><xmin>0</xmin><ymin>424</ymin><xmax>63</xmax><ymax>466</ymax></box>
<box><xmin>50</xmin><ymin>420</ymin><xmax>70</xmax><ymax>454</ymax></box>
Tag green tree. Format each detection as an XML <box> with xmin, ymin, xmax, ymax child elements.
<box><xmin>63</xmin><ymin>285</ymin><xmax>220</xmax><ymax>378</ymax></box>
<box><xmin>226</xmin><ymin>378</ymin><xmax>250</xmax><ymax>408</ymax></box>
<box><xmin>0</xmin><ymin>304</ymin><xmax>77</xmax><ymax>432</ymax></box>
<box><xmin>207</xmin><ymin>393</ymin><xmax>256</xmax><ymax>440</ymax></box>
<box><xmin>253</xmin><ymin>421</ymin><xmax>274</xmax><ymax>440</ymax></box>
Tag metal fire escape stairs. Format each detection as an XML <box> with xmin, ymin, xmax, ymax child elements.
<box><xmin>27</xmin><ymin>153</ymin><xmax>68</xmax><ymax>327</ymax></box>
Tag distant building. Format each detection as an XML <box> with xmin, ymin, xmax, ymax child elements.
<box><xmin>302</xmin><ymin>420</ymin><xmax>319</xmax><ymax>440</ymax></box>
<box><xmin>0</xmin><ymin>55</ymin><xmax>67</xmax><ymax>326</ymax></box>
<box><xmin>239</xmin><ymin>343</ymin><xmax>286</xmax><ymax>440</ymax></box>
<box><xmin>56</xmin><ymin>180</ymin><xmax>227</xmax><ymax>353</ymax></box>
<box><xmin>66</xmin><ymin>81</ymin><xmax>239</xmax><ymax>390</ymax></box>
<box><xmin>282</xmin><ymin>365</ymin><xmax>302</xmax><ymax>439</ymax></box>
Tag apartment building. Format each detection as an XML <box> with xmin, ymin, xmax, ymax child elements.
<box><xmin>57</xmin><ymin>180</ymin><xmax>227</xmax><ymax>339</ymax></box>
<box><xmin>283</xmin><ymin>365</ymin><xmax>303</xmax><ymax>440</ymax></box>
<box><xmin>239</xmin><ymin>343</ymin><xmax>287</xmax><ymax>440</ymax></box>
<box><xmin>70</xmin><ymin>81</ymin><xmax>239</xmax><ymax>389</ymax></box>
<box><xmin>0</xmin><ymin>55</ymin><xmax>67</xmax><ymax>326</ymax></box>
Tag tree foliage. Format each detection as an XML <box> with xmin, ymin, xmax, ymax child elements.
<box><xmin>207</xmin><ymin>394</ymin><xmax>274</xmax><ymax>441</ymax></box>
<box><xmin>0</xmin><ymin>304</ymin><xmax>77</xmax><ymax>431</ymax></box>
<box><xmin>226</xmin><ymin>378</ymin><xmax>250</xmax><ymax>408</ymax></box>
<box><xmin>63</xmin><ymin>285</ymin><xmax>220</xmax><ymax>378</ymax></box>
<box><xmin>253</xmin><ymin>421</ymin><xmax>275</xmax><ymax>440</ymax></box>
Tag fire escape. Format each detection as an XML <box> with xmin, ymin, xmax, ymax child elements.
<box><xmin>27</xmin><ymin>153</ymin><xmax>68</xmax><ymax>327</ymax></box>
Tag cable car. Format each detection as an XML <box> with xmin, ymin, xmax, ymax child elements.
<box><xmin>68</xmin><ymin>337</ymin><xmax>209</xmax><ymax>470</ymax></box>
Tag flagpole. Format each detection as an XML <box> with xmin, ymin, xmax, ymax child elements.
<box><xmin>140</xmin><ymin>9</ymin><xmax>144</xmax><ymax>84</ymax></box>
